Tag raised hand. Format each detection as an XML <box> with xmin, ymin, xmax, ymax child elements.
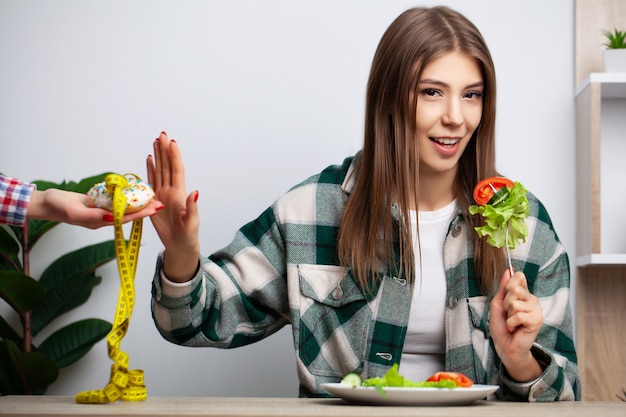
<box><xmin>147</xmin><ymin>132</ymin><xmax>201</xmax><ymax>282</ymax></box>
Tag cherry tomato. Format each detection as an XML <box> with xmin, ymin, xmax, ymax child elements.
<box><xmin>426</xmin><ymin>372</ymin><xmax>474</xmax><ymax>388</ymax></box>
<box><xmin>473</xmin><ymin>177</ymin><xmax>514</xmax><ymax>206</ymax></box>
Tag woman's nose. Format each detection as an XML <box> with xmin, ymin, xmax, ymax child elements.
<box><xmin>442</xmin><ymin>99</ymin><xmax>463</xmax><ymax>126</ymax></box>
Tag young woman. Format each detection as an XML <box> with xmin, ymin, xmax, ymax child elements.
<box><xmin>147</xmin><ymin>6</ymin><xmax>580</xmax><ymax>401</ymax></box>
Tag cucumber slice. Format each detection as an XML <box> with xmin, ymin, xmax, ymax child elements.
<box><xmin>488</xmin><ymin>187</ymin><xmax>509</xmax><ymax>207</ymax></box>
<box><xmin>341</xmin><ymin>372</ymin><xmax>363</xmax><ymax>387</ymax></box>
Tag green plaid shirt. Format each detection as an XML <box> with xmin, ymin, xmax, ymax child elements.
<box><xmin>151</xmin><ymin>154</ymin><xmax>580</xmax><ymax>401</ymax></box>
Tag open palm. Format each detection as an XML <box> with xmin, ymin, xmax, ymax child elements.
<box><xmin>146</xmin><ymin>132</ymin><xmax>200</xmax><ymax>281</ymax></box>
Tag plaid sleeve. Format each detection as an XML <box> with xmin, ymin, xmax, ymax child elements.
<box><xmin>0</xmin><ymin>175</ymin><xmax>36</xmax><ymax>227</ymax></box>
<box><xmin>151</xmin><ymin>204</ymin><xmax>291</xmax><ymax>348</ymax></box>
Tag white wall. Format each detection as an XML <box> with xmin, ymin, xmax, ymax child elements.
<box><xmin>0</xmin><ymin>0</ymin><xmax>575</xmax><ymax>397</ymax></box>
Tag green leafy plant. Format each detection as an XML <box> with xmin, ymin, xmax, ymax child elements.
<box><xmin>0</xmin><ymin>173</ymin><xmax>116</xmax><ymax>395</ymax></box>
<box><xmin>603</xmin><ymin>28</ymin><xmax>626</xmax><ymax>49</ymax></box>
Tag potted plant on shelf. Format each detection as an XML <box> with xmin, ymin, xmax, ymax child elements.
<box><xmin>603</xmin><ymin>28</ymin><xmax>626</xmax><ymax>72</ymax></box>
<box><xmin>0</xmin><ymin>173</ymin><xmax>116</xmax><ymax>395</ymax></box>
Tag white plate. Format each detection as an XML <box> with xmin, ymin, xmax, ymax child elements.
<box><xmin>320</xmin><ymin>383</ymin><xmax>499</xmax><ymax>406</ymax></box>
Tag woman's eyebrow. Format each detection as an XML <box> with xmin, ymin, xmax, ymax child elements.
<box><xmin>419</xmin><ymin>79</ymin><xmax>484</xmax><ymax>89</ymax></box>
<box><xmin>466</xmin><ymin>81</ymin><xmax>484</xmax><ymax>89</ymax></box>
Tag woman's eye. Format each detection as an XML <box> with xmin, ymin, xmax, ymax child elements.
<box><xmin>421</xmin><ymin>88</ymin><xmax>441</xmax><ymax>97</ymax></box>
<box><xmin>464</xmin><ymin>91</ymin><xmax>483</xmax><ymax>100</ymax></box>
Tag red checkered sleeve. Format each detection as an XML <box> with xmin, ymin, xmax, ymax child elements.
<box><xmin>0</xmin><ymin>175</ymin><xmax>36</xmax><ymax>226</ymax></box>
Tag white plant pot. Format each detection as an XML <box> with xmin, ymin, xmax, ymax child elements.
<box><xmin>603</xmin><ymin>49</ymin><xmax>626</xmax><ymax>72</ymax></box>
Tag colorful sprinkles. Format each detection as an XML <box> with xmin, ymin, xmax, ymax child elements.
<box><xmin>86</xmin><ymin>174</ymin><xmax>154</xmax><ymax>213</ymax></box>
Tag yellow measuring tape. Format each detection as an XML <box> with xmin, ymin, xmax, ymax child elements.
<box><xmin>75</xmin><ymin>174</ymin><xmax>147</xmax><ymax>404</ymax></box>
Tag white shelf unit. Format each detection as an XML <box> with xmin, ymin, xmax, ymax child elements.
<box><xmin>575</xmin><ymin>72</ymin><xmax>626</xmax><ymax>98</ymax></box>
<box><xmin>575</xmin><ymin>72</ymin><xmax>626</xmax><ymax>267</ymax></box>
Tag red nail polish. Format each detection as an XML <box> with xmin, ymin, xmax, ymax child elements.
<box><xmin>161</xmin><ymin>131</ymin><xmax>167</xmax><ymax>136</ymax></box>
<box><xmin>103</xmin><ymin>214</ymin><xmax>114</xmax><ymax>222</ymax></box>
<box><xmin>156</xmin><ymin>204</ymin><xmax>165</xmax><ymax>211</ymax></box>
<box><xmin>194</xmin><ymin>190</ymin><xmax>199</xmax><ymax>202</ymax></box>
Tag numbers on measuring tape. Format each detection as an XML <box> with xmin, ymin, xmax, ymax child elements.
<box><xmin>75</xmin><ymin>174</ymin><xmax>148</xmax><ymax>404</ymax></box>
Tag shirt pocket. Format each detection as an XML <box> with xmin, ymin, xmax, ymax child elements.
<box><xmin>467</xmin><ymin>296</ymin><xmax>496</xmax><ymax>384</ymax></box>
<box><xmin>297</xmin><ymin>264</ymin><xmax>370</xmax><ymax>377</ymax></box>
<box><xmin>467</xmin><ymin>296</ymin><xmax>489</xmax><ymax>333</ymax></box>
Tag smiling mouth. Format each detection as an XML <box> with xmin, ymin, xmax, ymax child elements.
<box><xmin>430</xmin><ymin>137</ymin><xmax>460</xmax><ymax>147</ymax></box>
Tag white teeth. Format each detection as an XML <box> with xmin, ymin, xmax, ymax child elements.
<box><xmin>432</xmin><ymin>137</ymin><xmax>459</xmax><ymax>145</ymax></box>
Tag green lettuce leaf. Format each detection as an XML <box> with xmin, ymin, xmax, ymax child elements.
<box><xmin>361</xmin><ymin>364</ymin><xmax>457</xmax><ymax>397</ymax></box>
<box><xmin>468</xmin><ymin>181</ymin><xmax>529</xmax><ymax>249</ymax></box>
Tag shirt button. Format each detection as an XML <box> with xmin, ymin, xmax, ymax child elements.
<box><xmin>451</xmin><ymin>225</ymin><xmax>462</xmax><ymax>237</ymax></box>
<box><xmin>448</xmin><ymin>297</ymin><xmax>458</xmax><ymax>308</ymax></box>
<box><xmin>393</xmin><ymin>277</ymin><xmax>407</xmax><ymax>286</ymax></box>
<box><xmin>532</xmin><ymin>387</ymin><xmax>545</xmax><ymax>399</ymax></box>
<box><xmin>332</xmin><ymin>286</ymin><xmax>343</xmax><ymax>300</ymax></box>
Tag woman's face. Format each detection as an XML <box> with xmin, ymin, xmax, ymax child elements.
<box><xmin>415</xmin><ymin>51</ymin><xmax>484</xmax><ymax>177</ymax></box>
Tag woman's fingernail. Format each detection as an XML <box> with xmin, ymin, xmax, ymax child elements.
<box><xmin>156</xmin><ymin>204</ymin><xmax>165</xmax><ymax>211</ymax></box>
<box><xmin>194</xmin><ymin>190</ymin><xmax>199</xmax><ymax>202</ymax></box>
<box><xmin>102</xmin><ymin>214</ymin><xmax>114</xmax><ymax>222</ymax></box>
<box><xmin>161</xmin><ymin>131</ymin><xmax>167</xmax><ymax>136</ymax></box>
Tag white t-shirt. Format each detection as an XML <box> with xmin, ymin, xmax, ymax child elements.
<box><xmin>399</xmin><ymin>199</ymin><xmax>456</xmax><ymax>381</ymax></box>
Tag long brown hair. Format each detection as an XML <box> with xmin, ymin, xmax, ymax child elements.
<box><xmin>338</xmin><ymin>6</ymin><xmax>503</xmax><ymax>294</ymax></box>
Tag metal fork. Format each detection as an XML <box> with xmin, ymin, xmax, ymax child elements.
<box><xmin>505</xmin><ymin>224</ymin><xmax>514</xmax><ymax>274</ymax></box>
<box><xmin>488</xmin><ymin>181</ymin><xmax>514</xmax><ymax>274</ymax></box>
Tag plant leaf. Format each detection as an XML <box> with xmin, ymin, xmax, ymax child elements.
<box><xmin>603</xmin><ymin>28</ymin><xmax>626</xmax><ymax>49</ymax></box>
<box><xmin>7</xmin><ymin>220</ymin><xmax>58</xmax><ymax>253</ymax></box>
<box><xmin>1</xmin><ymin>339</ymin><xmax>59</xmax><ymax>394</ymax></box>
<box><xmin>0</xmin><ymin>225</ymin><xmax>20</xmax><ymax>262</ymax></box>
<box><xmin>39</xmin><ymin>240</ymin><xmax>116</xmax><ymax>289</ymax></box>
<box><xmin>30</xmin><ymin>271</ymin><xmax>102</xmax><ymax>336</ymax></box>
<box><xmin>25</xmin><ymin>220</ymin><xmax>59</xmax><ymax>250</ymax></box>
<box><xmin>30</xmin><ymin>179</ymin><xmax>66</xmax><ymax>191</ymax></box>
<box><xmin>0</xmin><ymin>253</ymin><xmax>21</xmax><ymax>272</ymax></box>
<box><xmin>74</xmin><ymin>173</ymin><xmax>113</xmax><ymax>194</ymax></box>
<box><xmin>37</xmin><ymin>318</ymin><xmax>112</xmax><ymax>368</ymax></box>
<box><xmin>0</xmin><ymin>314</ymin><xmax>23</xmax><ymax>345</ymax></box>
<box><xmin>0</xmin><ymin>271</ymin><xmax>46</xmax><ymax>316</ymax></box>
<box><xmin>0</xmin><ymin>340</ymin><xmax>23</xmax><ymax>395</ymax></box>
<box><xmin>30</xmin><ymin>240</ymin><xmax>115</xmax><ymax>335</ymax></box>
<box><xmin>32</xmin><ymin>173</ymin><xmax>111</xmax><ymax>193</ymax></box>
